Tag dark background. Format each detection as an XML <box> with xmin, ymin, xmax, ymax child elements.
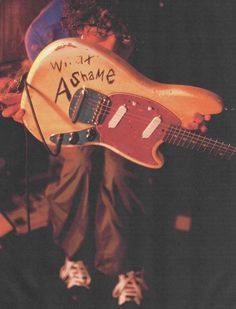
<box><xmin>0</xmin><ymin>0</ymin><xmax>236</xmax><ymax>308</ymax></box>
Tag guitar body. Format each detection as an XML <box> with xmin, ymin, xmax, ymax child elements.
<box><xmin>21</xmin><ymin>38</ymin><xmax>223</xmax><ymax>168</ymax></box>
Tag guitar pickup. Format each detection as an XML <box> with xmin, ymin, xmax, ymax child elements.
<box><xmin>108</xmin><ymin>105</ymin><xmax>127</xmax><ymax>128</ymax></box>
<box><xmin>142</xmin><ymin>116</ymin><xmax>162</xmax><ymax>138</ymax></box>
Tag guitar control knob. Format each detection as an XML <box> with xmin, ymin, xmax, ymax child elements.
<box><xmin>86</xmin><ymin>128</ymin><xmax>97</xmax><ymax>141</ymax></box>
<box><xmin>68</xmin><ymin>132</ymin><xmax>79</xmax><ymax>144</ymax></box>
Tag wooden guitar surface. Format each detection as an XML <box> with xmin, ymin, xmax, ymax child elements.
<box><xmin>21</xmin><ymin>38</ymin><xmax>224</xmax><ymax>168</ymax></box>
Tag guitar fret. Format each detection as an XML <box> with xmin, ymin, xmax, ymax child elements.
<box><xmin>215</xmin><ymin>141</ymin><xmax>227</xmax><ymax>157</ymax></box>
<box><xmin>179</xmin><ymin>130</ymin><xmax>188</xmax><ymax>147</ymax></box>
<box><xmin>173</xmin><ymin>126</ymin><xmax>181</xmax><ymax>145</ymax></box>
<box><xmin>167</xmin><ymin>126</ymin><xmax>178</xmax><ymax>144</ymax></box>
<box><xmin>209</xmin><ymin>139</ymin><xmax>218</xmax><ymax>154</ymax></box>
<box><xmin>163</xmin><ymin>127</ymin><xmax>172</xmax><ymax>142</ymax></box>
<box><xmin>214</xmin><ymin>141</ymin><xmax>229</xmax><ymax>157</ymax></box>
<box><xmin>176</xmin><ymin>127</ymin><xmax>186</xmax><ymax>146</ymax></box>
<box><xmin>225</xmin><ymin>145</ymin><xmax>236</xmax><ymax>160</ymax></box>
<box><xmin>223</xmin><ymin>144</ymin><xmax>231</xmax><ymax>159</ymax></box>
<box><xmin>164</xmin><ymin>126</ymin><xmax>236</xmax><ymax>162</ymax></box>
<box><xmin>185</xmin><ymin>129</ymin><xmax>193</xmax><ymax>149</ymax></box>
<box><xmin>197</xmin><ymin>135</ymin><xmax>207</xmax><ymax>151</ymax></box>
<box><xmin>190</xmin><ymin>130</ymin><xmax>199</xmax><ymax>149</ymax></box>
<box><xmin>204</xmin><ymin>139</ymin><xmax>211</xmax><ymax>151</ymax></box>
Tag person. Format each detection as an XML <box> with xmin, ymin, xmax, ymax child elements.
<box><xmin>1</xmin><ymin>0</ymin><xmax>211</xmax><ymax>308</ymax></box>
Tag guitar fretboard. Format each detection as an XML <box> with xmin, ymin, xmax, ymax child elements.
<box><xmin>164</xmin><ymin>125</ymin><xmax>236</xmax><ymax>160</ymax></box>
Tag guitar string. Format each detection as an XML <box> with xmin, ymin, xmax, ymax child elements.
<box><xmin>166</xmin><ymin>126</ymin><xmax>236</xmax><ymax>153</ymax></box>
<box><xmin>23</xmin><ymin>85</ymin><xmax>236</xmax><ymax>156</ymax></box>
<box><xmin>77</xmin><ymin>97</ymin><xmax>236</xmax><ymax>154</ymax></box>
<box><xmin>80</xmin><ymin>96</ymin><xmax>215</xmax><ymax>131</ymax></box>
<box><xmin>0</xmin><ymin>82</ymin><xmax>229</xmax><ymax>151</ymax></box>
<box><xmin>83</xmin><ymin>104</ymin><xmax>236</xmax><ymax>157</ymax></box>
<box><xmin>79</xmin><ymin>96</ymin><xmax>162</xmax><ymax>123</ymax></box>
<box><xmin>165</xmin><ymin>126</ymin><xmax>236</xmax><ymax>158</ymax></box>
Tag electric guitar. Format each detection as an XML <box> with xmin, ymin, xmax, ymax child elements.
<box><xmin>4</xmin><ymin>38</ymin><xmax>236</xmax><ymax>168</ymax></box>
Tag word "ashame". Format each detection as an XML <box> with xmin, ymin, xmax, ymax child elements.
<box><xmin>55</xmin><ymin>68</ymin><xmax>115</xmax><ymax>103</ymax></box>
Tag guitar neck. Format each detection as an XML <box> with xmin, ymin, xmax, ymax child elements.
<box><xmin>163</xmin><ymin>125</ymin><xmax>236</xmax><ymax>160</ymax></box>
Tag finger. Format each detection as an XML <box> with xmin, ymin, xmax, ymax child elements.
<box><xmin>204</xmin><ymin>114</ymin><xmax>211</xmax><ymax>121</ymax></box>
<box><xmin>187</xmin><ymin>122</ymin><xmax>199</xmax><ymax>130</ymax></box>
<box><xmin>0</xmin><ymin>93</ymin><xmax>22</xmax><ymax>106</ymax></box>
<box><xmin>193</xmin><ymin>113</ymin><xmax>204</xmax><ymax>124</ymax></box>
<box><xmin>12</xmin><ymin>109</ymin><xmax>25</xmax><ymax>124</ymax></box>
<box><xmin>1</xmin><ymin>104</ymin><xmax>21</xmax><ymax>117</ymax></box>
<box><xmin>199</xmin><ymin>124</ymin><xmax>208</xmax><ymax>133</ymax></box>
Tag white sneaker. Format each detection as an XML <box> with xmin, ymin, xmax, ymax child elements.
<box><xmin>59</xmin><ymin>258</ymin><xmax>91</xmax><ymax>289</ymax></box>
<box><xmin>112</xmin><ymin>270</ymin><xmax>148</xmax><ymax>306</ymax></box>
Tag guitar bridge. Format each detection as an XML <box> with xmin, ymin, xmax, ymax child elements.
<box><xmin>69</xmin><ymin>88</ymin><xmax>111</xmax><ymax>125</ymax></box>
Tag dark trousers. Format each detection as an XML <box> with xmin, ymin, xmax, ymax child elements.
<box><xmin>44</xmin><ymin>146</ymin><xmax>153</xmax><ymax>276</ymax></box>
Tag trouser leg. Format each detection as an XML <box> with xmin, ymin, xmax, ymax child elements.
<box><xmin>94</xmin><ymin>149</ymin><xmax>150</xmax><ymax>276</ymax></box>
<box><xmin>46</xmin><ymin>146</ymin><xmax>94</xmax><ymax>259</ymax></box>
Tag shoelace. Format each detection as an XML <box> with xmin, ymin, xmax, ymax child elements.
<box><xmin>59</xmin><ymin>259</ymin><xmax>91</xmax><ymax>289</ymax></box>
<box><xmin>112</xmin><ymin>271</ymin><xmax>148</xmax><ymax>305</ymax></box>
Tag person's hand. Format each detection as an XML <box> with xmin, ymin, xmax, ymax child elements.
<box><xmin>187</xmin><ymin>113</ymin><xmax>211</xmax><ymax>133</ymax></box>
<box><xmin>1</xmin><ymin>93</ymin><xmax>25</xmax><ymax>123</ymax></box>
